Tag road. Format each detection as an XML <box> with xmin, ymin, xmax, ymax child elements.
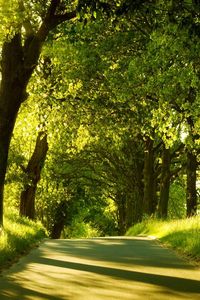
<box><xmin>0</xmin><ymin>237</ymin><xmax>199</xmax><ymax>299</ymax></box>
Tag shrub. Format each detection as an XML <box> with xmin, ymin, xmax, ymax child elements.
<box><xmin>0</xmin><ymin>210</ymin><xmax>46</xmax><ymax>268</ymax></box>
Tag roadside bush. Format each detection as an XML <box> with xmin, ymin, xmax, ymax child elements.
<box><xmin>0</xmin><ymin>210</ymin><xmax>46</xmax><ymax>269</ymax></box>
<box><xmin>126</xmin><ymin>216</ymin><xmax>200</xmax><ymax>261</ymax></box>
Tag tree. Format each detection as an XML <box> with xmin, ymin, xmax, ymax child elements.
<box><xmin>20</xmin><ymin>130</ymin><xmax>48</xmax><ymax>219</ymax></box>
<box><xmin>0</xmin><ymin>0</ymin><xmax>76</xmax><ymax>227</ymax></box>
<box><xmin>3</xmin><ymin>0</ymin><xmax>199</xmax><ymax>236</ymax></box>
<box><xmin>126</xmin><ymin>1</ymin><xmax>200</xmax><ymax>218</ymax></box>
<box><xmin>143</xmin><ymin>137</ymin><xmax>159</xmax><ymax>216</ymax></box>
<box><xmin>0</xmin><ymin>0</ymin><xmax>153</xmax><ymax>228</ymax></box>
<box><xmin>157</xmin><ymin>145</ymin><xmax>171</xmax><ymax>218</ymax></box>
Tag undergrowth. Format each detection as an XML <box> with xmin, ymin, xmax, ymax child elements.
<box><xmin>126</xmin><ymin>215</ymin><xmax>200</xmax><ymax>262</ymax></box>
<box><xmin>0</xmin><ymin>210</ymin><xmax>46</xmax><ymax>269</ymax></box>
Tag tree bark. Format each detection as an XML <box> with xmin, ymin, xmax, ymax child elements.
<box><xmin>185</xmin><ymin>89</ymin><xmax>198</xmax><ymax>216</ymax></box>
<box><xmin>124</xmin><ymin>154</ymin><xmax>144</xmax><ymax>230</ymax></box>
<box><xmin>20</xmin><ymin>132</ymin><xmax>48</xmax><ymax>219</ymax></box>
<box><xmin>50</xmin><ymin>219</ymin><xmax>66</xmax><ymax>239</ymax></box>
<box><xmin>126</xmin><ymin>188</ymin><xmax>143</xmax><ymax>228</ymax></box>
<box><xmin>127</xmin><ymin>139</ymin><xmax>144</xmax><ymax>226</ymax></box>
<box><xmin>50</xmin><ymin>200</ymin><xmax>68</xmax><ymax>239</ymax></box>
<box><xmin>158</xmin><ymin>147</ymin><xmax>171</xmax><ymax>219</ymax></box>
<box><xmin>143</xmin><ymin>138</ymin><xmax>155</xmax><ymax>216</ymax></box>
<box><xmin>186</xmin><ymin>151</ymin><xmax>197</xmax><ymax>217</ymax></box>
<box><xmin>0</xmin><ymin>34</ymin><xmax>28</xmax><ymax>227</ymax></box>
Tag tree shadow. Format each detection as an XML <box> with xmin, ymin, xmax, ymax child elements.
<box><xmin>0</xmin><ymin>254</ymin><xmax>200</xmax><ymax>299</ymax></box>
<box><xmin>0</xmin><ymin>280</ymin><xmax>68</xmax><ymax>300</ymax></box>
<box><xmin>33</xmin><ymin>255</ymin><xmax>200</xmax><ymax>294</ymax></box>
<box><xmin>40</xmin><ymin>237</ymin><xmax>197</xmax><ymax>270</ymax></box>
<box><xmin>0</xmin><ymin>237</ymin><xmax>199</xmax><ymax>299</ymax></box>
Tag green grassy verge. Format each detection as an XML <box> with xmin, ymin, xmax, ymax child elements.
<box><xmin>0</xmin><ymin>210</ymin><xmax>46</xmax><ymax>269</ymax></box>
<box><xmin>126</xmin><ymin>215</ymin><xmax>200</xmax><ymax>262</ymax></box>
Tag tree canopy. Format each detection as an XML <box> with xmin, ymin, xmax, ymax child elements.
<box><xmin>0</xmin><ymin>0</ymin><xmax>200</xmax><ymax>236</ymax></box>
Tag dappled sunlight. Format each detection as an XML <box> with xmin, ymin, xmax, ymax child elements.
<box><xmin>0</xmin><ymin>238</ymin><xmax>200</xmax><ymax>299</ymax></box>
<box><xmin>38</xmin><ymin>237</ymin><xmax>197</xmax><ymax>271</ymax></box>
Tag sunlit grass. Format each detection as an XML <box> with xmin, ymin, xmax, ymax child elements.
<box><xmin>0</xmin><ymin>210</ymin><xmax>46</xmax><ymax>268</ymax></box>
<box><xmin>126</xmin><ymin>215</ymin><xmax>200</xmax><ymax>261</ymax></box>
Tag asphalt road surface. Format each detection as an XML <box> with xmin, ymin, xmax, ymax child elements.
<box><xmin>0</xmin><ymin>237</ymin><xmax>200</xmax><ymax>299</ymax></box>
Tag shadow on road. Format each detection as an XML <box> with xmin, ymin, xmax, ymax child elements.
<box><xmin>39</xmin><ymin>238</ymin><xmax>196</xmax><ymax>270</ymax></box>
<box><xmin>30</xmin><ymin>255</ymin><xmax>200</xmax><ymax>293</ymax></box>
<box><xmin>0</xmin><ymin>238</ymin><xmax>199</xmax><ymax>299</ymax></box>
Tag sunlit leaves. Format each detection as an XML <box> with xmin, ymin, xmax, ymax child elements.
<box><xmin>126</xmin><ymin>17</ymin><xmax>200</xmax><ymax>148</ymax></box>
<box><xmin>73</xmin><ymin>125</ymin><xmax>93</xmax><ymax>151</ymax></box>
<box><xmin>0</xmin><ymin>0</ymin><xmax>23</xmax><ymax>41</ymax></box>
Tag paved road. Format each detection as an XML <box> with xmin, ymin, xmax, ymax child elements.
<box><xmin>0</xmin><ymin>237</ymin><xmax>200</xmax><ymax>299</ymax></box>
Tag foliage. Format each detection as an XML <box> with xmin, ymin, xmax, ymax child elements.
<box><xmin>0</xmin><ymin>209</ymin><xmax>46</xmax><ymax>268</ymax></box>
<box><xmin>1</xmin><ymin>0</ymin><xmax>200</xmax><ymax>238</ymax></box>
<box><xmin>126</xmin><ymin>215</ymin><xmax>200</xmax><ymax>261</ymax></box>
<box><xmin>62</xmin><ymin>220</ymin><xmax>100</xmax><ymax>239</ymax></box>
<box><xmin>168</xmin><ymin>179</ymin><xmax>186</xmax><ymax>219</ymax></box>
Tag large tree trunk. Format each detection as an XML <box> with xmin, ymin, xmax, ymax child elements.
<box><xmin>143</xmin><ymin>138</ymin><xmax>155</xmax><ymax>216</ymax></box>
<box><xmin>0</xmin><ymin>34</ymin><xmax>29</xmax><ymax>227</ymax></box>
<box><xmin>185</xmin><ymin>90</ymin><xmax>198</xmax><ymax>217</ymax></box>
<box><xmin>158</xmin><ymin>147</ymin><xmax>171</xmax><ymax>219</ymax></box>
<box><xmin>20</xmin><ymin>132</ymin><xmax>48</xmax><ymax>219</ymax></box>
<box><xmin>126</xmin><ymin>188</ymin><xmax>143</xmax><ymax>229</ymax></box>
<box><xmin>125</xmin><ymin>152</ymin><xmax>144</xmax><ymax>230</ymax></box>
<box><xmin>186</xmin><ymin>151</ymin><xmax>197</xmax><ymax>217</ymax></box>
<box><xmin>0</xmin><ymin>33</ymin><xmax>42</xmax><ymax>227</ymax></box>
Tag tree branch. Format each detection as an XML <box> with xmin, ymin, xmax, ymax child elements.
<box><xmin>49</xmin><ymin>11</ymin><xmax>77</xmax><ymax>29</ymax></box>
<box><xmin>23</xmin><ymin>1</ymin><xmax>76</xmax><ymax>71</ymax></box>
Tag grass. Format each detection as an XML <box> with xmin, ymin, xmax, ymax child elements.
<box><xmin>0</xmin><ymin>210</ymin><xmax>46</xmax><ymax>269</ymax></box>
<box><xmin>126</xmin><ymin>215</ymin><xmax>200</xmax><ymax>263</ymax></box>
